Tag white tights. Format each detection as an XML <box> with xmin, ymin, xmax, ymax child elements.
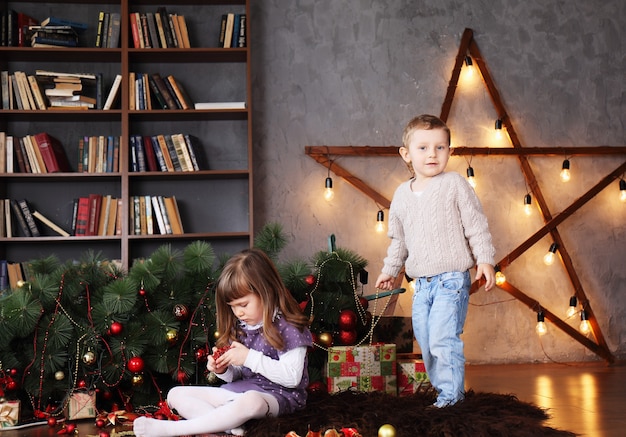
<box><xmin>133</xmin><ymin>386</ymin><xmax>279</xmax><ymax>436</ymax></box>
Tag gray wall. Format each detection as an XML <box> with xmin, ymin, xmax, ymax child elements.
<box><xmin>250</xmin><ymin>0</ymin><xmax>625</xmax><ymax>364</ymax></box>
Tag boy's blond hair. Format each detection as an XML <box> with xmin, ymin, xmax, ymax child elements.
<box><xmin>402</xmin><ymin>114</ymin><xmax>451</xmax><ymax>148</ymax></box>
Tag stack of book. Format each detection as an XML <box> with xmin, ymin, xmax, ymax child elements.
<box><xmin>130</xmin><ymin>72</ymin><xmax>193</xmax><ymax>110</ymax></box>
<box><xmin>35</xmin><ymin>70</ymin><xmax>101</xmax><ymax>109</ymax></box>
<box><xmin>72</xmin><ymin>194</ymin><xmax>121</xmax><ymax>237</ymax></box>
<box><xmin>130</xmin><ymin>195</ymin><xmax>184</xmax><ymax>235</ymax></box>
<box><xmin>29</xmin><ymin>25</ymin><xmax>79</xmax><ymax>47</ymax></box>
<box><xmin>129</xmin><ymin>7</ymin><xmax>190</xmax><ymax>48</ymax></box>
<box><xmin>129</xmin><ymin>133</ymin><xmax>202</xmax><ymax>172</ymax></box>
<box><xmin>0</xmin><ymin>131</ymin><xmax>71</xmax><ymax>174</ymax></box>
<box><xmin>218</xmin><ymin>13</ymin><xmax>246</xmax><ymax>48</ymax></box>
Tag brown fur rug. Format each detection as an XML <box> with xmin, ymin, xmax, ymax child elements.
<box><xmin>240</xmin><ymin>389</ymin><xmax>578</xmax><ymax>437</ymax></box>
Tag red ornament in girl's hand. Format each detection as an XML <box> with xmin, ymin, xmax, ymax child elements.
<box><xmin>212</xmin><ymin>345</ymin><xmax>231</xmax><ymax>360</ymax></box>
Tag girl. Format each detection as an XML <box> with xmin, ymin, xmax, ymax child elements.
<box><xmin>133</xmin><ymin>248</ymin><xmax>313</xmax><ymax>436</ymax></box>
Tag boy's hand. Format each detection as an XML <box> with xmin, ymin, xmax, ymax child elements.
<box><xmin>375</xmin><ymin>273</ymin><xmax>395</xmax><ymax>290</ymax></box>
<box><xmin>476</xmin><ymin>263</ymin><xmax>496</xmax><ymax>291</ymax></box>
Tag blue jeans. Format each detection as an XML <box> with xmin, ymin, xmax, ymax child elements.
<box><xmin>412</xmin><ymin>271</ymin><xmax>470</xmax><ymax>407</ymax></box>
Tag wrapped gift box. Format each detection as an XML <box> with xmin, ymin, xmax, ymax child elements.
<box><xmin>65</xmin><ymin>391</ymin><xmax>96</xmax><ymax>420</ymax></box>
<box><xmin>0</xmin><ymin>400</ymin><xmax>20</xmax><ymax>428</ymax></box>
<box><xmin>397</xmin><ymin>358</ymin><xmax>431</xmax><ymax>396</ymax></box>
<box><xmin>327</xmin><ymin>344</ymin><xmax>396</xmax><ymax>395</ymax></box>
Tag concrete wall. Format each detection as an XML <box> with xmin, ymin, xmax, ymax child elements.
<box><xmin>249</xmin><ymin>0</ymin><xmax>625</xmax><ymax>364</ymax></box>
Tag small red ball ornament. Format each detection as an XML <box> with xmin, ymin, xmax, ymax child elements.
<box><xmin>99</xmin><ymin>432</ymin><xmax>110</xmax><ymax>437</ymax></box>
<box><xmin>173</xmin><ymin>304</ymin><xmax>189</xmax><ymax>321</ymax></box>
<box><xmin>195</xmin><ymin>347</ymin><xmax>208</xmax><ymax>362</ymax></box>
<box><xmin>358</xmin><ymin>296</ymin><xmax>369</xmax><ymax>311</ymax></box>
<box><xmin>47</xmin><ymin>417</ymin><xmax>57</xmax><ymax>427</ymax></box>
<box><xmin>177</xmin><ymin>370</ymin><xmax>187</xmax><ymax>384</ymax></box>
<box><xmin>65</xmin><ymin>423</ymin><xmax>76</xmax><ymax>434</ymax></box>
<box><xmin>5</xmin><ymin>379</ymin><xmax>18</xmax><ymax>391</ymax></box>
<box><xmin>127</xmin><ymin>356</ymin><xmax>145</xmax><ymax>373</ymax></box>
<box><xmin>109</xmin><ymin>321</ymin><xmax>123</xmax><ymax>336</ymax></box>
<box><xmin>337</xmin><ymin>329</ymin><xmax>358</xmax><ymax>345</ymax></box>
<box><xmin>307</xmin><ymin>380</ymin><xmax>326</xmax><ymax>393</ymax></box>
<box><xmin>338</xmin><ymin>309</ymin><xmax>357</xmax><ymax>331</ymax></box>
<box><xmin>95</xmin><ymin>419</ymin><xmax>106</xmax><ymax>428</ymax></box>
<box><xmin>305</xmin><ymin>275</ymin><xmax>315</xmax><ymax>285</ymax></box>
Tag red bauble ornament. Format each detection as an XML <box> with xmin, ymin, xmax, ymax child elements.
<box><xmin>338</xmin><ymin>309</ymin><xmax>357</xmax><ymax>331</ymax></box>
<box><xmin>307</xmin><ymin>380</ymin><xmax>326</xmax><ymax>393</ymax></box>
<box><xmin>109</xmin><ymin>321</ymin><xmax>123</xmax><ymax>336</ymax></box>
<box><xmin>65</xmin><ymin>423</ymin><xmax>76</xmax><ymax>433</ymax></box>
<box><xmin>99</xmin><ymin>432</ymin><xmax>110</xmax><ymax>437</ymax></box>
<box><xmin>47</xmin><ymin>417</ymin><xmax>57</xmax><ymax>427</ymax></box>
<box><xmin>95</xmin><ymin>419</ymin><xmax>106</xmax><ymax>428</ymax></box>
<box><xmin>9</xmin><ymin>368</ymin><xmax>18</xmax><ymax>377</ymax></box>
<box><xmin>358</xmin><ymin>296</ymin><xmax>369</xmax><ymax>311</ymax></box>
<box><xmin>139</xmin><ymin>287</ymin><xmax>146</xmax><ymax>296</ymax></box>
<box><xmin>77</xmin><ymin>380</ymin><xmax>87</xmax><ymax>388</ymax></box>
<box><xmin>305</xmin><ymin>275</ymin><xmax>315</xmax><ymax>285</ymax></box>
<box><xmin>177</xmin><ymin>370</ymin><xmax>187</xmax><ymax>384</ymax></box>
<box><xmin>195</xmin><ymin>347</ymin><xmax>208</xmax><ymax>362</ymax></box>
<box><xmin>6</xmin><ymin>379</ymin><xmax>17</xmax><ymax>391</ymax></box>
<box><xmin>173</xmin><ymin>304</ymin><xmax>189</xmax><ymax>321</ymax></box>
<box><xmin>127</xmin><ymin>356</ymin><xmax>145</xmax><ymax>373</ymax></box>
<box><xmin>337</xmin><ymin>329</ymin><xmax>358</xmax><ymax>345</ymax></box>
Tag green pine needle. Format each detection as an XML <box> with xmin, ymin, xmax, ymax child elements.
<box><xmin>254</xmin><ymin>222</ymin><xmax>287</xmax><ymax>259</ymax></box>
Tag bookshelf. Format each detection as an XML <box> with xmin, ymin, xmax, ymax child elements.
<box><xmin>0</xmin><ymin>0</ymin><xmax>253</xmax><ymax>270</ymax></box>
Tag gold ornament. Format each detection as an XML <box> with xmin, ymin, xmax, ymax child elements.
<box><xmin>82</xmin><ymin>350</ymin><xmax>96</xmax><ymax>365</ymax></box>
<box><xmin>166</xmin><ymin>329</ymin><xmax>178</xmax><ymax>345</ymax></box>
<box><xmin>378</xmin><ymin>424</ymin><xmax>396</xmax><ymax>437</ymax></box>
<box><xmin>132</xmin><ymin>374</ymin><xmax>144</xmax><ymax>386</ymax></box>
<box><xmin>213</xmin><ymin>330</ymin><xmax>220</xmax><ymax>340</ymax></box>
<box><xmin>54</xmin><ymin>370</ymin><xmax>65</xmax><ymax>381</ymax></box>
<box><xmin>318</xmin><ymin>332</ymin><xmax>333</xmax><ymax>347</ymax></box>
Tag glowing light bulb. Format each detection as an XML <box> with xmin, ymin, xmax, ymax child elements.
<box><xmin>536</xmin><ymin>311</ymin><xmax>547</xmax><ymax>336</ymax></box>
<box><xmin>375</xmin><ymin>210</ymin><xmax>386</xmax><ymax>234</ymax></box>
<box><xmin>543</xmin><ymin>243</ymin><xmax>558</xmax><ymax>266</ymax></box>
<box><xmin>560</xmin><ymin>159</ymin><xmax>571</xmax><ymax>182</ymax></box>
<box><xmin>566</xmin><ymin>296</ymin><xmax>578</xmax><ymax>319</ymax></box>
<box><xmin>494</xmin><ymin>119</ymin><xmax>503</xmax><ymax>140</ymax></box>
<box><xmin>495</xmin><ymin>271</ymin><xmax>506</xmax><ymax>286</ymax></box>
<box><xmin>466</xmin><ymin>166</ymin><xmax>476</xmax><ymax>188</ymax></box>
<box><xmin>523</xmin><ymin>193</ymin><xmax>533</xmax><ymax>216</ymax></box>
<box><xmin>464</xmin><ymin>56</ymin><xmax>474</xmax><ymax>77</ymax></box>
<box><xmin>579</xmin><ymin>310</ymin><xmax>591</xmax><ymax>334</ymax></box>
<box><xmin>324</xmin><ymin>177</ymin><xmax>334</xmax><ymax>201</ymax></box>
<box><xmin>620</xmin><ymin>179</ymin><xmax>626</xmax><ymax>203</ymax></box>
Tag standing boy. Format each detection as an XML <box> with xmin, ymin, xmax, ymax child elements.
<box><xmin>375</xmin><ymin>114</ymin><xmax>496</xmax><ymax>408</ymax></box>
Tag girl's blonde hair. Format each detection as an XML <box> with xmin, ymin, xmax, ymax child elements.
<box><xmin>215</xmin><ymin>248</ymin><xmax>309</xmax><ymax>350</ymax></box>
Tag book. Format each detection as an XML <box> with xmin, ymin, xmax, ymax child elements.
<box><xmin>106</xmin><ymin>197</ymin><xmax>118</xmax><ymax>236</ymax></box>
<box><xmin>1</xmin><ymin>71</ymin><xmax>10</xmax><ymax>109</ymax></box>
<box><xmin>154</xmin><ymin>12</ymin><xmax>168</xmax><ymax>48</ymax></box>
<box><xmin>32</xmin><ymin>210</ymin><xmax>70</xmax><ymax>237</ymax></box>
<box><xmin>163</xmin><ymin>196</ymin><xmax>183</xmax><ymax>234</ymax></box>
<box><xmin>140</xmin><ymin>14</ymin><xmax>151</xmax><ymax>48</ymax></box>
<box><xmin>236</xmin><ymin>14</ymin><xmax>247</xmax><ymax>48</ymax></box>
<box><xmin>168</xmin><ymin>13</ymin><xmax>181</xmax><ymax>48</ymax></box>
<box><xmin>5</xmin><ymin>135</ymin><xmax>13</xmax><ymax>173</ymax></box>
<box><xmin>150</xmin><ymin>73</ymin><xmax>178</xmax><ymax>110</ymax></box>
<box><xmin>97</xmin><ymin>194</ymin><xmax>112</xmax><ymax>235</ymax></box>
<box><xmin>6</xmin><ymin>262</ymin><xmax>24</xmax><ymax>289</ymax></box>
<box><xmin>103</xmin><ymin>74</ymin><xmax>122</xmax><ymax>110</ymax></box>
<box><xmin>33</xmin><ymin>132</ymin><xmax>71</xmax><ymax>173</ymax></box>
<box><xmin>9</xmin><ymin>199</ymin><xmax>30</xmax><ymax>237</ymax></box>
<box><xmin>74</xmin><ymin>197</ymin><xmax>90</xmax><ymax>236</ymax></box>
<box><xmin>27</xmin><ymin>75</ymin><xmax>47</xmax><ymax>110</ymax></box>
<box><xmin>95</xmin><ymin>11</ymin><xmax>106</xmax><ymax>48</ymax></box>
<box><xmin>129</xmin><ymin>12</ymin><xmax>141</xmax><ymax>48</ymax></box>
<box><xmin>14</xmin><ymin>71</ymin><xmax>33</xmax><ymax>110</ymax></box>
<box><xmin>172</xmin><ymin>133</ymin><xmax>193</xmax><ymax>171</ymax></box>
<box><xmin>4</xmin><ymin>199</ymin><xmax>13</xmax><ymax>237</ymax></box>
<box><xmin>145</xmin><ymin>12</ymin><xmax>160</xmax><ymax>48</ymax></box>
<box><xmin>87</xmin><ymin>193</ymin><xmax>103</xmax><ymax>236</ymax></box>
<box><xmin>0</xmin><ymin>132</ymin><xmax>5</xmax><ymax>173</ymax></box>
<box><xmin>183</xmin><ymin>134</ymin><xmax>203</xmax><ymax>171</ymax></box>
<box><xmin>0</xmin><ymin>260</ymin><xmax>7</xmax><ymax>292</ymax></box>
<box><xmin>17</xmin><ymin>13</ymin><xmax>39</xmax><ymax>47</ymax></box>
<box><xmin>150</xmin><ymin>136</ymin><xmax>168</xmax><ymax>171</ymax></box>
<box><xmin>17</xmin><ymin>137</ymin><xmax>31</xmax><ymax>173</ymax></box>
<box><xmin>151</xmin><ymin>196</ymin><xmax>166</xmax><ymax>234</ymax></box>
<box><xmin>164</xmin><ymin>135</ymin><xmax>182</xmax><ymax>171</ymax></box>
<box><xmin>24</xmin><ymin>135</ymin><xmax>46</xmax><ymax>173</ymax></box>
<box><xmin>218</xmin><ymin>14</ymin><xmax>227</xmax><ymax>47</ymax></box>
<box><xmin>142</xmin><ymin>135</ymin><xmax>158</xmax><ymax>171</ymax></box>
<box><xmin>165</xmin><ymin>75</ymin><xmax>193</xmax><ymax>110</ymax></box>
<box><xmin>177</xmin><ymin>15</ymin><xmax>190</xmax><ymax>48</ymax></box>
<box><xmin>41</xmin><ymin>16</ymin><xmax>88</xmax><ymax>31</ymax></box>
<box><xmin>223</xmin><ymin>13</ymin><xmax>235</xmax><ymax>48</ymax></box>
<box><xmin>194</xmin><ymin>101</ymin><xmax>246</xmax><ymax>110</ymax></box>
<box><xmin>10</xmin><ymin>75</ymin><xmax>23</xmax><ymax>110</ymax></box>
<box><xmin>107</xmin><ymin>13</ymin><xmax>121</xmax><ymax>48</ymax></box>
<box><xmin>17</xmin><ymin>199</ymin><xmax>40</xmax><ymax>237</ymax></box>
<box><xmin>156</xmin><ymin>7</ymin><xmax>175</xmax><ymax>48</ymax></box>
<box><xmin>157</xmin><ymin>195</ymin><xmax>172</xmax><ymax>234</ymax></box>
<box><xmin>14</xmin><ymin>136</ymin><xmax>27</xmax><ymax>173</ymax></box>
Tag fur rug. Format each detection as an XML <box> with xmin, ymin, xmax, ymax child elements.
<box><xmin>239</xmin><ymin>389</ymin><xmax>578</xmax><ymax>437</ymax></box>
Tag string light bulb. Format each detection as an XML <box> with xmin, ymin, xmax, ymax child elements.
<box><xmin>619</xmin><ymin>179</ymin><xmax>626</xmax><ymax>203</ymax></box>
<box><xmin>324</xmin><ymin>176</ymin><xmax>334</xmax><ymax>201</ymax></box>
<box><xmin>535</xmin><ymin>310</ymin><xmax>547</xmax><ymax>336</ymax></box>
<box><xmin>579</xmin><ymin>310</ymin><xmax>591</xmax><ymax>335</ymax></box>
<box><xmin>466</xmin><ymin>166</ymin><xmax>476</xmax><ymax>188</ymax></box>
<box><xmin>494</xmin><ymin>265</ymin><xmax>506</xmax><ymax>286</ymax></box>
<box><xmin>566</xmin><ymin>295</ymin><xmax>578</xmax><ymax>319</ymax></box>
<box><xmin>375</xmin><ymin>209</ymin><xmax>386</xmax><ymax>234</ymax></box>
<box><xmin>560</xmin><ymin>159</ymin><xmax>571</xmax><ymax>182</ymax></box>
<box><xmin>464</xmin><ymin>56</ymin><xmax>474</xmax><ymax>76</ymax></box>
<box><xmin>543</xmin><ymin>242</ymin><xmax>558</xmax><ymax>266</ymax></box>
<box><xmin>523</xmin><ymin>193</ymin><xmax>533</xmax><ymax>216</ymax></box>
<box><xmin>494</xmin><ymin>119</ymin><xmax>503</xmax><ymax>140</ymax></box>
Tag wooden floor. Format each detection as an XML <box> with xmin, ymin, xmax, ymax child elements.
<box><xmin>2</xmin><ymin>361</ymin><xmax>624</xmax><ymax>437</ymax></box>
<box><xmin>465</xmin><ymin>360</ymin><xmax>626</xmax><ymax>437</ymax></box>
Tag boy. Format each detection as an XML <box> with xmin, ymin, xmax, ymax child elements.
<box><xmin>375</xmin><ymin>114</ymin><xmax>496</xmax><ymax>408</ymax></box>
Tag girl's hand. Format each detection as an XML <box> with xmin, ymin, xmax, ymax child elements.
<box><xmin>207</xmin><ymin>346</ymin><xmax>230</xmax><ymax>374</ymax></box>
<box><xmin>215</xmin><ymin>341</ymin><xmax>249</xmax><ymax>367</ymax></box>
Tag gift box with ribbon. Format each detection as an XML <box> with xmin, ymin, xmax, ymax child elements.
<box><xmin>65</xmin><ymin>391</ymin><xmax>96</xmax><ymax>420</ymax></box>
<box><xmin>0</xmin><ymin>400</ymin><xmax>20</xmax><ymax>428</ymax></box>
<box><xmin>397</xmin><ymin>358</ymin><xmax>431</xmax><ymax>396</ymax></box>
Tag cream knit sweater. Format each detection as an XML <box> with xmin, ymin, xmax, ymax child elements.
<box><xmin>382</xmin><ymin>171</ymin><xmax>496</xmax><ymax>279</ymax></box>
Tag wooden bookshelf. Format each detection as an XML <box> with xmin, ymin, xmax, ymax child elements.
<box><xmin>0</xmin><ymin>0</ymin><xmax>253</xmax><ymax>270</ymax></box>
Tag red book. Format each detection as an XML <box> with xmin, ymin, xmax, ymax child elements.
<box><xmin>33</xmin><ymin>132</ymin><xmax>71</xmax><ymax>173</ymax></box>
<box><xmin>87</xmin><ymin>194</ymin><xmax>103</xmax><ymax>236</ymax></box>
<box><xmin>142</xmin><ymin>136</ymin><xmax>158</xmax><ymax>171</ymax></box>
<box><xmin>17</xmin><ymin>13</ymin><xmax>39</xmax><ymax>47</ymax></box>
<box><xmin>74</xmin><ymin>197</ymin><xmax>90</xmax><ymax>236</ymax></box>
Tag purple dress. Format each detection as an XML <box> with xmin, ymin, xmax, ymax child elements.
<box><xmin>221</xmin><ymin>315</ymin><xmax>313</xmax><ymax>414</ymax></box>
